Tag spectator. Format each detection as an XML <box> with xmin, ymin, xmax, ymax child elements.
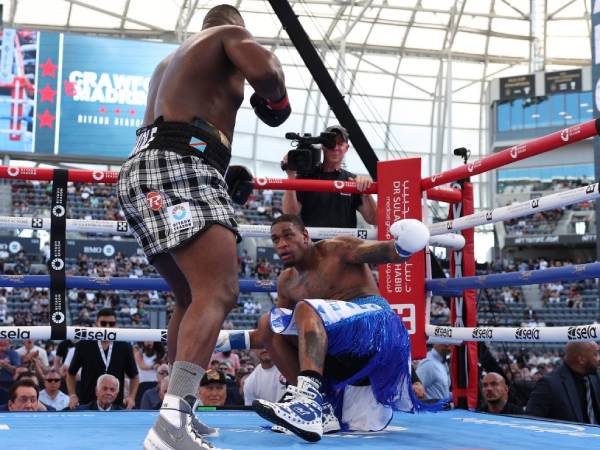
<box><xmin>197</xmin><ymin>369</ymin><xmax>227</xmax><ymax>407</ymax></box>
<box><xmin>243</xmin><ymin>349</ymin><xmax>286</xmax><ymax>405</ymax></box>
<box><xmin>15</xmin><ymin>339</ymin><xmax>50</xmax><ymax>371</ymax></box>
<box><xmin>526</xmin><ymin>342</ymin><xmax>600</xmax><ymax>424</ymax></box>
<box><xmin>0</xmin><ymin>339</ymin><xmax>20</xmax><ymax>390</ymax></box>
<box><xmin>282</xmin><ymin>124</ymin><xmax>377</xmax><ymax>227</ymax></box>
<box><xmin>77</xmin><ymin>374</ymin><xmax>122</xmax><ymax>411</ymax></box>
<box><xmin>211</xmin><ymin>350</ymin><xmax>240</xmax><ymax>377</ymax></box>
<box><xmin>479</xmin><ymin>372</ymin><xmax>523</xmax><ymax>415</ymax></box>
<box><xmin>140</xmin><ymin>364</ymin><xmax>170</xmax><ymax>410</ymax></box>
<box><xmin>416</xmin><ymin>344</ymin><xmax>452</xmax><ymax>401</ymax></box>
<box><xmin>3</xmin><ymin>379</ymin><xmax>39</xmax><ymax>412</ymax></box>
<box><xmin>39</xmin><ymin>369</ymin><xmax>69</xmax><ymax>411</ymax></box>
<box><xmin>67</xmin><ymin>308</ymin><xmax>139</xmax><ymax>409</ymax></box>
<box><xmin>134</xmin><ymin>341</ymin><xmax>166</xmax><ymax>406</ymax></box>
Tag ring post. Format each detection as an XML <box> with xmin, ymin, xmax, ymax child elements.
<box><xmin>377</xmin><ymin>158</ymin><xmax>426</xmax><ymax>359</ymax></box>
<box><xmin>448</xmin><ymin>181</ymin><xmax>478</xmax><ymax>410</ymax></box>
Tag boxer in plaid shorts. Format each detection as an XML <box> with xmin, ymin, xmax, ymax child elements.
<box><xmin>117</xmin><ymin>5</ymin><xmax>291</xmax><ymax>449</ymax></box>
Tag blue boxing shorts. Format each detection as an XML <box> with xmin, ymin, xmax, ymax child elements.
<box><xmin>269</xmin><ymin>296</ymin><xmax>441</xmax><ymax>432</ymax></box>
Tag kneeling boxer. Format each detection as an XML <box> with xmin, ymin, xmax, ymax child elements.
<box><xmin>214</xmin><ymin>215</ymin><xmax>443</xmax><ymax>442</ymax></box>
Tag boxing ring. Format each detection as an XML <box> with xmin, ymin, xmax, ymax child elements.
<box><xmin>1</xmin><ymin>119</ymin><xmax>600</xmax><ymax>448</ymax></box>
<box><xmin>2</xmin><ymin>408</ymin><xmax>599</xmax><ymax>450</ymax></box>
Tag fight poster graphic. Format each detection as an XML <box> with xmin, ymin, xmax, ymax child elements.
<box><xmin>58</xmin><ymin>34</ymin><xmax>175</xmax><ymax>158</ymax></box>
<box><xmin>377</xmin><ymin>158</ymin><xmax>426</xmax><ymax>359</ymax></box>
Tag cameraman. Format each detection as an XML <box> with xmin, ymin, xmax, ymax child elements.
<box><xmin>282</xmin><ymin>125</ymin><xmax>377</xmax><ymax>227</ymax></box>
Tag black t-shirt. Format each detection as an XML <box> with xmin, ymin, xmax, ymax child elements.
<box><xmin>68</xmin><ymin>341</ymin><xmax>138</xmax><ymax>405</ymax></box>
<box><xmin>56</xmin><ymin>340</ymin><xmax>74</xmax><ymax>360</ymax></box>
<box><xmin>297</xmin><ymin>167</ymin><xmax>363</xmax><ymax>228</ymax></box>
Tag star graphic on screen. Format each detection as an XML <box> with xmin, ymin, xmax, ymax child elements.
<box><xmin>39</xmin><ymin>57</ymin><xmax>58</xmax><ymax>78</ymax></box>
<box><xmin>37</xmin><ymin>108</ymin><xmax>56</xmax><ymax>128</ymax></box>
<box><xmin>114</xmin><ymin>108</ymin><xmax>121</xmax><ymax>115</ymax></box>
<box><xmin>38</xmin><ymin>84</ymin><xmax>57</xmax><ymax>103</ymax></box>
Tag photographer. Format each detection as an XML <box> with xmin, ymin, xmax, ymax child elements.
<box><xmin>282</xmin><ymin>125</ymin><xmax>377</xmax><ymax>227</ymax></box>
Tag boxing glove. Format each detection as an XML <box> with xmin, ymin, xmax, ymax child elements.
<box><xmin>389</xmin><ymin>218</ymin><xmax>430</xmax><ymax>258</ymax></box>
<box><xmin>250</xmin><ymin>92</ymin><xmax>291</xmax><ymax>127</ymax></box>
<box><xmin>225</xmin><ymin>165</ymin><xmax>254</xmax><ymax>205</ymax></box>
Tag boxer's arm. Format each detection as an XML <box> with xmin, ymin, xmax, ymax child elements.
<box><xmin>223</xmin><ymin>27</ymin><xmax>286</xmax><ymax>101</ymax></box>
<box><xmin>337</xmin><ymin>236</ymin><xmax>406</xmax><ymax>265</ymax></box>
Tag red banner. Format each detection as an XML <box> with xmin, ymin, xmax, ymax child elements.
<box><xmin>377</xmin><ymin>158</ymin><xmax>426</xmax><ymax>359</ymax></box>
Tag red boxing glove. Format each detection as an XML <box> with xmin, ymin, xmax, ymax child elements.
<box><xmin>250</xmin><ymin>92</ymin><xmax>291</xmax><ymax>127</ymax></box>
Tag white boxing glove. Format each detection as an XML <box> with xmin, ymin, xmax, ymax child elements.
<box><xmin>389</xmin><ymin>218</ymin><xmax>430</xmax><ymax>258</ymax></box>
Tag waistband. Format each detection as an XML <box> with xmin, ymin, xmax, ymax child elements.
<box><xmin>350</xmin><ymin>295</ymin><xmax>392</xmax><ymax>311</ymax></box>
<box><xmin>129</xmin><ymin>116</ymin><xmax>231</xmax><ymax>176</ymax></box>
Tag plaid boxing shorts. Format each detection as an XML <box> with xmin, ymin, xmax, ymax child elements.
<box><xmin>117</xmin><ymin>118</ymin><xmax>241</xmax><ymax>261</ymax></box>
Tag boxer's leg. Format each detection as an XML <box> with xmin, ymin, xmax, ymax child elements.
<box><xmin>152</xmin><ymin>253</ymin><xmax>191</xmax><ymax>365</ymax></box>
<box><xmin>254</xmin><ymin>313</ymin><xmax>300</xmax><ymax>384</ymax></box>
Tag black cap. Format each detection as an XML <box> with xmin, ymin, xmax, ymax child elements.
<box><xmin>324</xmin><ymin>125</ymin><xmax>349</xmax><ymax>142</ymax></box>
<box><xmin>200</xmin><ymin>369</ymin><xmax>226</xmax><ymax>386</ymax></box>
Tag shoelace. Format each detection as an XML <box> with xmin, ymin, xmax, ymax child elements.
<box><xmin>285</xmin><ymin>383</ymin><xmax>317</xmax><ymax>401</ymax></box>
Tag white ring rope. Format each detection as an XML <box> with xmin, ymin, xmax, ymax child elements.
<box><xmin>426</xmin><ymin>323</ymin><xmax>600</xmax><ymax>343</ymax></box>
<box><xmin>429</xmin><ymin>182</ymin><xmax>599</xmax><ymax>236</ymax></box>
<box><xmin>1</xmin><ymin>323</ymin><xmax>599</xmax><ymax>343</ymax></box>
<box><xmin>0</xmin><ymin>216</ymin><xmax>465</xmax><ymax>250</ymax></box>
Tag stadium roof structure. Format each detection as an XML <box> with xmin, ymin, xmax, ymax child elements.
<box><xmin>3</xmin><ymin>0</ymin><xmax>593</xmax><ymax>210</ymax></box>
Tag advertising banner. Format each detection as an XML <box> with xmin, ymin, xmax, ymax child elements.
<box><xmin>377</xmin><ymin>158</ymin><xmax>426</xmax><ymax>359</ymax></box>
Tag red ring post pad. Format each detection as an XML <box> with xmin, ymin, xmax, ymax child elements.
<box><xmin>377</xmin><ymin>158</ymin><xmax>427</xmax><ymax>359</ymax></box>
<box><xmin>422</xmin><ymin>119</ymin><xmax>600</xmax><ymax>190</ymax></box>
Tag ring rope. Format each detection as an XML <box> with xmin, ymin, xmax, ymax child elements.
<box><xmin>427</xmin><ymin>261</ymin><xmax>600</xmax><ymax>296</ymax></box>
<box><xmin>429</xmin><ymin>182</ymin><xmax>599</xmax><ymax>236</ymax></box>
<box><xmin>0</xmin><ymin>216</ymin><xmax>466</xmax><ymax>250</ymax></box>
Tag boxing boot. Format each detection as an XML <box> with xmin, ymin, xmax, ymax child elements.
<box><xmin>143</xmin><ymin>394</ymin><xmax>219</xmax><ymax>450</ymax></box>
<box><xmin>253</xmin><ymin>376</ymin><xmax>323</xmax><ymax>442</ymax></box>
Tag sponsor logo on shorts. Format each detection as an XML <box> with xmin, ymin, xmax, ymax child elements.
<box><xmin>146</xmin><ymin>191</ymin><xmax>163</xmax><ymax>211</ymax></box>
<box><xmin>471</xmin><ymin>327</ymin><xmax>493</xmax><ymax>339</ymax></box>
<box><xmin>434</xmin><ymin>327</ymin><xmax>452</xmax><ymax>338</ymax></box>
<box><xmin>567</xmin><ymin>325</ymin><xmax>598</xmax><ymax>340</ymax></box>
<box><xmin>0</xmin><ymin>328</ymin><xmax>30</xmax><ymax>339</ymax></box>
<box><xmin>167</xmin><ymin>202</ymin><xmax>193</xmax><ymax>232</ymax></box>
<box><xmin>515</xmin><ymin>328</ymin><xmax>540</xmax><ymax>340</ymax></box>
<box><xmin>74</xmin><ymin>328</ymin><xmax>117</xmax><ymax>341</ymax></box>
<box><xmin>133</xmin><ymin>126</ymin><xmax>157</xmax><ymax>153</ymax></box>
<box><xmin>51</xmin><ymin>312</ymin><xmax>65</xmax><ymax>324</ymax></box>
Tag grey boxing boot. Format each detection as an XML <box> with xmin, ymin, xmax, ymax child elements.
<box><xmin>143</xmin><ymin>394</ymin><xmax>219</xmax><ymax>450</ymax></box>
